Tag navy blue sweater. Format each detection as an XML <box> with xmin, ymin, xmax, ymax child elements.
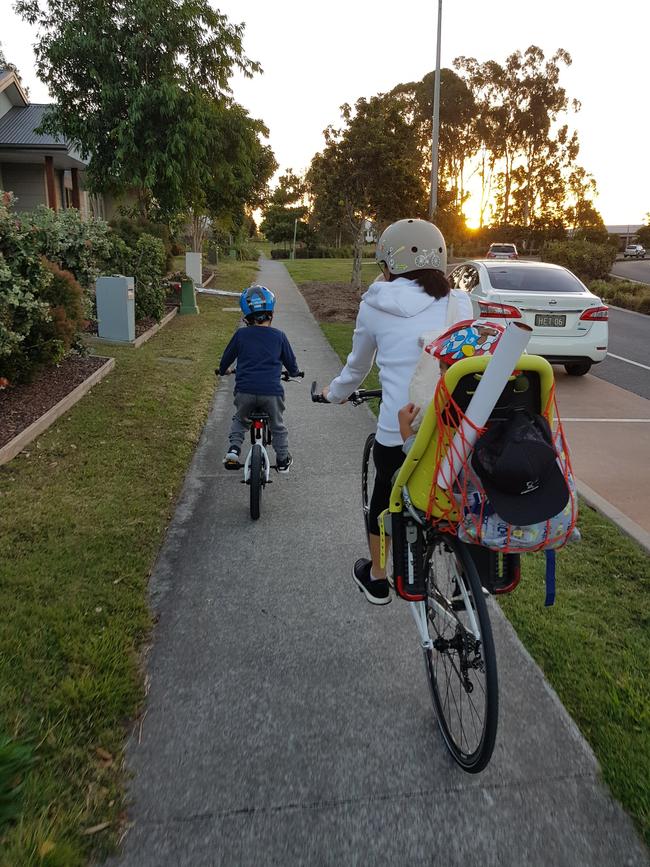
<box><xmin>218</xmin><ymin>325</ymin><xmax>300</xmax><ymax>396</ymax></box>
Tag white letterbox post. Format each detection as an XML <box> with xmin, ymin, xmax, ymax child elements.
<box><xmin>185</xmin><ymin>252</ymin><xmax>202</xmax><ymax>287</ymax></box>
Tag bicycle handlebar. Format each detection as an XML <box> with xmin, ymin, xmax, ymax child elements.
<box><xmin>215</xmin><ymin>369</ymin><xmax>304</xmax><ymax>381</ymax></box>
<box><xmin>310</xmin><ymin>380</ymin><xmax>382</xmax><ymax>406</ymax></box>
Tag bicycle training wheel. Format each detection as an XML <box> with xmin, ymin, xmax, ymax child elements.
<box><xmin>361</xmin><ymin>433</ymin><xmax>376</xmax><ymax>537</ymax></box>
<box><xmin>249</xmin><ymin>444</ymin><xmax>264</xmax><ymax>520</ymax></box>
<box><xmin>423</xmin><ymin>533</ymin><xmax>498</xmax><ymax>772</ymax></box>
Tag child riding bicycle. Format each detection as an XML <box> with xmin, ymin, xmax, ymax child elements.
<box><xmin>219</xmin><ymin>285</ymin><xmax>301</xmax><ymax>473</ymax></box>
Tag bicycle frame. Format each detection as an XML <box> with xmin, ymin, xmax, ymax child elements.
<box><xmin>242</xmin><ymin>416</ymin><xmax>272</xmax><ymax>484</ymax></box>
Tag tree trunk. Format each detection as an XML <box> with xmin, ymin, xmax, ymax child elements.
<box><xmin>191</xmin><ymin>211</ymin><xmax>208</xmax><ymax>253</ymax></box>
<box><xmin>351</xmin><ymin>223</ymin><xmax>364</xmax><ymax>290</ymax></box>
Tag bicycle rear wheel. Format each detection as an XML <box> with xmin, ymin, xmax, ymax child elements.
<box><xmin>361</xmin><ymin>433</ymin><xmax>376</xmax><ymax>537</ymax></box>
<box><xmin>249</xmin><ymin>444</ymin><xmax>264</xmax><ymax>520</ymax></box>
<box><xmin>423</xmin><ymin>533</ymin><xmax>498</xmax><ymax>773</ymax></box>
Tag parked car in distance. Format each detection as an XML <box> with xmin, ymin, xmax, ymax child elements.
<box><xmin>623</xmin><ymin>244</ymin><xmax>646</xmax><ymax>259</ymax></box>
<box><xmin>449</xmin><ymin>260</ymin><xmax>608</xmax><ymax>376</ymax></box>
<box><xmin>486</xmin><ymin>243</ymin><xmax>518</xmax><ymax>260</ymax></box>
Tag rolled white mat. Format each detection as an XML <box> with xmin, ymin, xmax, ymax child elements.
<box><xmin>436</xmin><ymin>321</ymin><xmax>533</xmax><ymax>489</ymax></box>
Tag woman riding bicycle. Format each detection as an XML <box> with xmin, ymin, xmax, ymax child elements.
<box><xmin>323</xmin><ymin>218</ymin><xmax>472</xmax><ymax>604</ymax></box>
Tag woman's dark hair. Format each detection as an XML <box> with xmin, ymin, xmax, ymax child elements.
<box><xmin>387</xmin><ymin>268</ymin><xmax>450</xmax><ymax>299</ymax></box>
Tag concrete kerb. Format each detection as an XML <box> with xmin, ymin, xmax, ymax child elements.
<box><xmin>577</xmin><ymin>479</ymin><xmax>650</xmax><ymax>554</ymax></box>
<box><xmin>0</xmin><ymin>357</ymin><xmax>115</xmax><ymax>466</ymax></box>
<box><xmin>87</xmin><ymin>307</ymin><xmax>178</xmax><ymax>349</ymax></box>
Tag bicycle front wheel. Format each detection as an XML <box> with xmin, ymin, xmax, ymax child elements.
<box><xmin>249</xmin><ymin>444</ymin><xmax>264</xmax><ymax>520</ymax></box>
<box><xmin>423</xmin><ymin>533</ymin><xmax>498</xmax><ymax>773</ymax></box>
<box><xmin>361</xmin><ymin>433</ymin><xmax>376</xmax><ymax>537</ymax></box>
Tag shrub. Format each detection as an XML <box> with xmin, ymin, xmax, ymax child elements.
<box><xmin>109</xmin><ymin>216</ymin><xmax>177</xmax><ymax>270</ymax></box>
<box><xmin>588</xmin><ymin>279</ymin><xmax>650</xmax><ymax>315</ymax></box>
<box><xmin>270</xmin><ymin>246</ymin><xmax>356</xmax><ymax>260</ymax></box>
<box><xmin>21</xmin><ymin>206</ymin><xmax>112</xmax><ymax>289</ymax></box>
<box><xmin>40</xmin><ymin>260</ymin><xmax>85</xmax><ymax>352</ymax></box>
<box><xmin>0</xmin><ymin>192</ymin><xmax>52</xmax><ymax>382</ymax></box>
<box><xmin>131</xmin><ymin>234</ymin><xmax>167</xmax><ymax>321</ymax></box>
<box><xmin>541</xmin><ymin>239</ymin><xmax>616</xmax><ymax>281</ymax></box>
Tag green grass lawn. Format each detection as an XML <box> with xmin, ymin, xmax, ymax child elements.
<box><xmin>0</xmin><ymin>264</ymin><xmax>248</xmax><ymax>864</ymax></box>
<box><xmin>321</xmin><ymin>320</ymin><xmax>650</xmax><ymax>845</ymax></box>
<box><xmin>285</xmin><ymin>258</ymin><xmax>379</xmax><ymax>287</ymax></box>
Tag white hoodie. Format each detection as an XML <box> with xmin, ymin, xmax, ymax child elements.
<box><xmin>327</xmin><ymin>278</ymin><xmax>472</xmax><ymax>446</ymax></box>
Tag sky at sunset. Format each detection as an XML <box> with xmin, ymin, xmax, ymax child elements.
<box><xmin>2</xmin><ymin>0</ymin><xmax>649</xmax><ymax>225</ymax></box>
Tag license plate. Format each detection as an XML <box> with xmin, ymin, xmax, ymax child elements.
<box><xmin>535</xmin><ymin>314</ymin><xmax>566</xmax><ymax>327</ymax></box>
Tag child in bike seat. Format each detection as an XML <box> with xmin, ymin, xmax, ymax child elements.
<box><xmin>218</xmin><ymin>285</ymin><xmax>301</xmax><ymax>473</ymax></box>
<box><xmin>398</xmin><ymin>319</ymin><xmax>505</xmax><ymax>453</ymax></box>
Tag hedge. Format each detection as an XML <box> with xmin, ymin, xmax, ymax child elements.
<box><xmin>589</xmin><ymin>279</ymin><xmax>650</xmax><ymax>315</ymax></box>
<box><xmin>541</xmin><ymin>239</ymin><xmax>617</xmax><ymax>281</ymax></box>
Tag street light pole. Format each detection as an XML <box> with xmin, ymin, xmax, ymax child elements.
<box><xmin>429</xmin><ymin>0</ymin><xmax>443</xmax><ymax>221</ymax></box>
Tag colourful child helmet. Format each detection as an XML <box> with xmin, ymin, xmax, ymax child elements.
<box><xmin>375</xmin><ymin>218</ymin><xmax>447</xmax><ymax>275</ymax></box>
<box><xmin>240</xmin><ymin>285</ymin><xmax>276</xmax><ymax>319</ymax></box>
<box><xmin>426</xmin><ymin>319</ymin><xmax>505</xmax><ymax>366</ymax></box>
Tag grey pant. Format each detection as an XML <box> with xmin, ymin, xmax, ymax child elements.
<box><xmin>229</xmin><ymin>392</ymin><xmax>288</xmax><ymax>458</ymax></box>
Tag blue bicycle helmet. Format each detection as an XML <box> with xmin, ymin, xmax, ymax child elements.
<box><xmin>240</xmin><ymin>285</ymin><xmax>276</xmax><ymax>320</ymax></box>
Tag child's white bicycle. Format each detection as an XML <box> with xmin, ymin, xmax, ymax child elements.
<box><xmin>221</xmin><ymin>370</ymin><xmax>303</xmax><ymax>520</ymax></box>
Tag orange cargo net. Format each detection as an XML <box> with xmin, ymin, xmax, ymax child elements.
<box><xmin>426</xmin><ymin>378</ymin><xmax>577</xmax><ymax>554</ymax></box>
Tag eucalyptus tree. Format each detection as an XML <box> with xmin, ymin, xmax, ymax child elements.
<box><xmin>455</xmin><ymin>46</ymin><xmax>583</xmax><ymax>228</ymax></box>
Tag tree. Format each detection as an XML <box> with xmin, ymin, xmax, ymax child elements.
<box><xmin>391</xmin><ymin>68</ymin><xmax>477</xmax><ymax>215</ymax></box>
<box><xmin>307</xmin><ymin>95</ymin><xmax>426</xmax><ymax>288</ymax></box>
<box><xmin>17</xmin><ymin>0</ymin><xmax>260</xmax><ymax>218</ymax></box>
<box><xmin>260</xmin><ymin>170</ymin><xmax>309</xmax><ymax>248</ymax></box>
<box><xmin>187</xmin><ymin>102</ymin><xmax>276</xmax><ymax>251</ymax></box>
<box><xmin>636</xmin><ymin>215</ymin><xmax>650</xmax><ymax>249</ymax></box>
<box><xmin>455</xmin><ymin>46</ymin><xmax>589</xmax><ymax>232</ymax></box>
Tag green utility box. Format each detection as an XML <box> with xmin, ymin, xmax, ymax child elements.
<box><xmin>180</xmin><ymin>277</ymin><xmax>199</xmax><ymax>315</ymax></box>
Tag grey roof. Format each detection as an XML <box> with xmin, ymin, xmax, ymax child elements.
<box><xmin>0</xmin><ymin>104</ymin><xmax>66</xmax><ymax>148</ymax></box>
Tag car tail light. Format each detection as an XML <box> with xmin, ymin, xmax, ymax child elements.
<box><xmin>486</xmin><ymin>252</ymin><xmax>495</xmax><ymax>258</ymax></box>
<box><xmin>478</xmin><ymin>302</ymin><xmax>522</xmax><ymax>318</ymax></box>
<box><xmin>579</xmin><ymin>306</ymin><xmax>609</xmax><ymax>321</ymax></box>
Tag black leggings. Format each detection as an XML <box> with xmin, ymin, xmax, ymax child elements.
<box><xmin>368</xmin><ymin>439</ymin><xmax>406</xmax><ymax>536</ymax></box>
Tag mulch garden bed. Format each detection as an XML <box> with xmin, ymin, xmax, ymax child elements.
<box><xmin>298</xmin><ymin>281</ymin><xmax>364</xmax><ymax>323</ymax></box>
<box><xmin>0</xmin><ymin>355</ymin><xmax>108</xmax><ymax>450</ymax></box>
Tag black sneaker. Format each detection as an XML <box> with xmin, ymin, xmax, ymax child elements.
<box><xmin>223</xmin><ymin>445</ymin><xmax>241</xmax><ymax>469</ymax></box>
<box><xmin>352</xmin><ymin>559</ymin><xmax>391</xmax><ymax>605</ymax></box>
<box><xmin>276</xmin><ymin>453</ymin><xmax>293</xmax><ymax>473</ymax></box>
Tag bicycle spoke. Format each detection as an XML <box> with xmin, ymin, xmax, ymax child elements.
<box><xmin>423</xmin><ymin>534</ymin><xmax>498</xmax><ymax>772</ymax></box>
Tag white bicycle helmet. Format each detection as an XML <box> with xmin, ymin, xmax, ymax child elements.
<box><xmin>375</xmin><ymin>218</ymin><xmax>447</xmax><ymax>275</ymax></box>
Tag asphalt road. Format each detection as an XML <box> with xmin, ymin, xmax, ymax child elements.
<box><xmin>611</xmin><ymin>258</ymin><xmax>650</xmax><ymax>284</ymax></box>
<box><xmin>590</xmin><ymin>305</ymin><xmax>650</xmax><ymax>400</ymax></box>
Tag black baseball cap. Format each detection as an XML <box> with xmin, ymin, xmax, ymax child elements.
<box><xmin>471</xmin><ymin>412</ymin><xmax>570</xmax><ymax>526</ymax></box>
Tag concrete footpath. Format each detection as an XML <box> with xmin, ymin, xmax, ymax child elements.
<box><xmin>111</xmin><ymin>260</ymin><xmax>648</xmax><ymax>866</ymax></box>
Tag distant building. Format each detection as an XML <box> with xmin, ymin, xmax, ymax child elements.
<box><xmin>0</xmin><ymin>66</ymin><xmax>106</xmax><ymax>218</ymax></box>
<box><xmin>605</xmin><ymin>224</ymin><xmax>643</xmax><ymax>246</ymax></box>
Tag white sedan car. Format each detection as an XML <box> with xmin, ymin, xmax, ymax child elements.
<box><xmin>448</xmin><ymin>260</ymin><xmax>609</xmax><ymax>376</ymax></box>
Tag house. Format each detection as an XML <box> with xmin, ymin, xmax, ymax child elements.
<box><xmin>0</xmin><ymin>66</ymin><xmax>105</xmax><ymax>218</ymax></box>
